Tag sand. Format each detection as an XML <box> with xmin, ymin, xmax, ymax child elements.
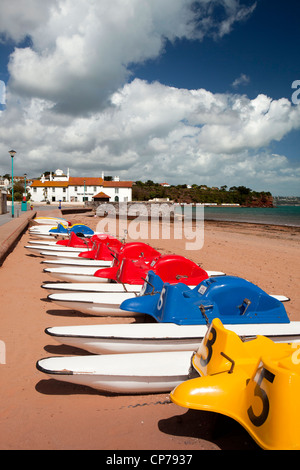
<box><xmin>0</xmin><ymin>210</ymin><xmax>299</xmax><ymax>450</ymax></box>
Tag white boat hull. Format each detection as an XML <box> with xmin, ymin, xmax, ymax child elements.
<box><xmin>48</xmin><ymin>292</ymin><xmax>141</xmax><ymax>316</ymax></box>
<box><xmin>42</xmin><ymin>282</ymin><xmax>141</xmax><ymax>295</ymax></box>
<box><xmin>40</xmin><ymin>250</ymin><xmax>90</xmax><ymax>259</ymax></box>
<box><xmin>45</xmin><ymin>321</ymin><xmax>300</xmax><ymax>355</ymax></box>
<box><xmin>25</xmin><ymin>244</ymin><xmax>90</xmax><ymax>255</ymax></box>
<box><xmin>42</xmin><ymin>264</ymin><xmax>225</xmax><ymax>283</ymax></box>
<box><xmin>30</xmin><ymin>234</ymin><xmax>61</xmax><ymax>240</ymax></box>
<box><xmin>36</xmin><ymin>350</ymin><xmax>194</xmax><ymax>394</ymax></box>
<box><xmin>34</xmin><ymin>217</ymin><xmax>69</xmax><ymax>226</ymax></box>
<box><xmin>41</xmin><ymin>282</ymin><xmax>290</xmax><ymax>305</ymax></box>
<box><xmin>29</xmin><ymin>225</ymin><xmax>66</xmax><ymax>235</ymax></box>
<box><xmin>30</xmin><ymin>224</ymin><xmax>57</xmax><ymax>231</ymax></box>
<box><xmin>29</xmin><ymin>232</ymin><xmax>69</xmax><ymax>240</ymax></box>
<box><xmin>28</xmin><ymin>240</ymin><xmax>60</xmax><ymax>246</ymax></box>
<box><xmin>43</xmin><ymin>266</ymin><xmax>109</xmax><ymax>282</ymax></box>
<box><xmin>41</xmin><ymin>258</ymin><xmax>112</xmax><ymax>268</ymax></box>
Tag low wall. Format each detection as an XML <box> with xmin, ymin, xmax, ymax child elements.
<box><xmin>0</xmin><ymin>211</ymin><xmax>36</xmax><ymax>265</ymax></box>
<box><xmin>0</xmin><ymin>191</ymin><xmax>7</xmax><ymax>215</ymax></box>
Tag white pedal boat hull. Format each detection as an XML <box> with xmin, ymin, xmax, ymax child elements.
<box><xmin>42</xmin><ymin>264</ymin><xmax>225</xmax><ymax>283</ymax></box>
<box><xmin>28</xmin><ymin>239</ymin><xmax>61</xmax><ymax>246</ymax></box>
<box><xmin>48</xmin><ymin>292</ymin><xmax>141</xmax><ymax>316</ymax></box>
<box><xmin>29</xmin><ymin>233</ymin><xmax>61</xmax><ymax>240</ymax></box>
<box><xmin>30</xmin><ymin>233</ymin><xmax>69</xmax><ymax>240</ymax></box>
<box><xmin>42</xmin><ymin>282</ymin><xmax>140</xmax><ymax>295</ymax></box>
<box><xmin>30</xmin><ymin>224</ymin><xmax>56</xmax><ymax>231</ymax></box>
<box><xmin>41</xmin><ymin>282</ymin><xmax>290</xmax><ymax>305</ymax></box>
<box><xmin>36</xmin><ymin>350</ymin><xmax>194</xmax><ymax>394</ymax></box>
<box><xmin>34</xmin><ymin>217</ymin><xmax>69</xmax><ymax>226</ymax></box>
<box><xmin>43</xmin><ymin>266</ymin><xmax>109</xmax><ymax>282</ymax></box>
<box><xmin>29</xmin><ymin>225</ymin><xmax>65</xmax><ymax>235</ymax></box>
<box><xmin>41</xmin><ymin>258</ymin><xmax>112</xmax><ymax>268</ymax></box>
<box><xmin>40</xmin><ymin>250</ymin><xmax>91</xmax><ymax>259</ymax></box>
<box><xmin>25</xmin><ymin>244</ymin><xmax>90</xmax><ymax>255</ymax></box>
<box><xmin>45</xmin><ymin>321</ymin><xmax>300</xmax><ymax>355</ymax></box>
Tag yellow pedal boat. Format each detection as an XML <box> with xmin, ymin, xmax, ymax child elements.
<box><xmin>170</xmin><ymin>318</ymin><xmax>300</xmax><ymax>450</ymax></box>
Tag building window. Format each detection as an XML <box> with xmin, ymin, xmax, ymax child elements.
<box><xmin>52</xmin><ymin>187</ymin><xmax>55</xmax><ymax>192</ymax></box>
<box><xmin>63</xmin><ymin>188</ymin><xmax>66</xmax><ymax>192</ymax></box>
<box><xmin>115</xmin><ymin>187</ymin><xmax>119</xmax><ymax>194</ymax></box>
<box><xmin>74</xmin><ymin>186</ymin><xmax>77</xmax><ymax>191</ymax></box>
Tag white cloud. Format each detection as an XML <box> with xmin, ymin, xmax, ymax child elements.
<box><xmin>5</xmin><ymin>0</ymin><xmax>193</xmax><ymax>114</ymax></box>
<box><xmin>190</xmin><ymin>0</ymin><xmax>257</xmax><ymax>40</ymax></box>
<box><xmin>0</xmin><ymin>0</ymin><xmax>56</xmax><ymax>43</ymax></box>
<box><xmin>3</xmin><ymin>0</ymin><xmax>257</xmax><ymax>115</ymax></box>
<box><xmin>232</xmin><ymin>73</ymin><xmax>250</xmax><ymax>88</ymax></box>
<box><xmin>2</xmin><ymin>77</ymin><xmax>299</xmax><ymax>195</ymax></box>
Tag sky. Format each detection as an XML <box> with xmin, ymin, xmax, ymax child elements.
<box><xmin>0</xmin><ymin>0</ymin><xmax>299</xmax><ymax>196</ymax></box>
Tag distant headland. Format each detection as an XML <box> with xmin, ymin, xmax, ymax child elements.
<box><xmin>132</xmin><ymin>181</ymin><xmax>274</xmax><ymax>207</ymax></box>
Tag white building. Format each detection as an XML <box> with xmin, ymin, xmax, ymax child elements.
<box><xmin>29</xmin><ymin>169</ymin><xmax>132</xmax><ymax>203</ymax></box>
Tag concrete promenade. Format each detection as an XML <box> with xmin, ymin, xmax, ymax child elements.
<box><xmin>0</xmin><ymin>206</ymin><xmax>63</xmax><ymax>266</ymax></box>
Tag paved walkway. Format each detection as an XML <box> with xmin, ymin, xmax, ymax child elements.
<box><xmin>0</xmin><ymin>205</ymin><xmax>63</xmax><ymax>266</ymax></box>
<box><xmin>0</xmin><ymin>206</ymin><xmax>25</xmax><ymax>227</ymax></box>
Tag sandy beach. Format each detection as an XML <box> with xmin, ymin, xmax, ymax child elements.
<box><xmin>0</xmin><ymin>210</ymin><xmax>299</xmax><ymax>450</ymax></box>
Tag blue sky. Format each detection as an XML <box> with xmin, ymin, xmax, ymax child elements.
<box><xmin>0</xmin><ymin>0</ymin><xmax>299</xmax><ymax>196</ymax></box>
<box><xmin>133</xmin><ymin>1</ymin><xmax>299</xmax><ymax>101</ymax></box>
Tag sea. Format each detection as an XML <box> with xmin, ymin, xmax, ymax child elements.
<box><xmin>176</xmin><ymin>205</ymin><xmax>300</xmax><ymax>227</ymax></box>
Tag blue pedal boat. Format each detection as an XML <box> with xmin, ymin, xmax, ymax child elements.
<box><xmin>49</xmin><ymin>223</ymin><xmax>95</xmax><ymax>236</ymax></box>
<box><xmin>120</xmin><ymin>272</ymin><xmax>290</xmax><ymax>325</ymax></box>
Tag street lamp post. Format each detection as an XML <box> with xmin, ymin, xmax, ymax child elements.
<box><xmin>8</xmin><ymin>150</ymin><xmax>16</xmax><ymax>217</ymax></box>
<box><xmin>22</xmin><ymin>173</ymin><xmax>27</xmax><ymax>211</ymax></box>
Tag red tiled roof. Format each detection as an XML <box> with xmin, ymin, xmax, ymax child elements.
<box><xmin>103</xmin><ymin>181</ymin><xmax>133</xmax><ymax>188</ymax></box>
<box><xmin>30</xmin><ymin>177</ymin><xmax>133</xmax><ymax>188</ymax></box>
<box><xmin>30</xmin><ymin>181</ymin><xmax>69</xmax><ymax>187</ymax></box>
<box><xmin>92</xmin><ymin>191</ymin><xmax>111</xmax><ymax>199</ymax></box>
<box><xmin>68</xmin><ymin>177</ymin><xmax>104</xmax><ymax>186</ymax></box>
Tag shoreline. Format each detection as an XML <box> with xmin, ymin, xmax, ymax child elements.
<box><xmin>203</xmin><ymin>217</ymin><xmax>300</xmax><ymax>229</ymax></box>
<box><xmin>92</xmin><ymin>201</ymin><xmax>300</xmax><ymax>230</ymax></box>
<box><xmin>92</xmin><ymin>212</ymin><xmax>300</xmax><ymax>236</ymax></box>
<box><xmin>203</xmin><ymin>218</ymin><xmax>300</xmax><ymax>233</ymax></box>
<box><xmin>90</xmin><ymin>208</ymin><xmax>300</xmax><ymax>230</ymax></box>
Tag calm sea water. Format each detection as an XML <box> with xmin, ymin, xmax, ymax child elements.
<box><xmin>176</xmin><ymin>205</ymin><xmax>300</xmax><ymax>227</ymax></box>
